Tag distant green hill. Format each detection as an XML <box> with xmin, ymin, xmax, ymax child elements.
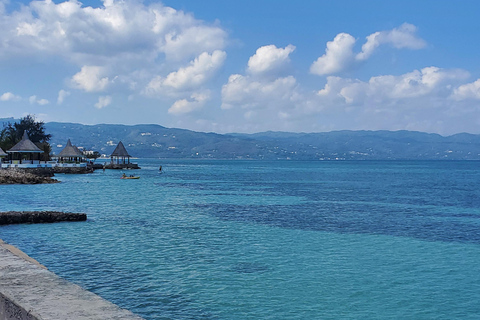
<box><xmin>2</xmin><ymin>118</ymin><xmax>480</xmax><ymax>160</ymax></box>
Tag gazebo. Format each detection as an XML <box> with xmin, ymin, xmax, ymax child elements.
<box><xmin>7</xmin><ymin>130</ymin><xmax>43</xmax><ymax>164</ymax></box>
<box><xmin>110</xmin><ymin>141</ymin><xmax>131</xmax><ymax>165</ymax></box>
<box><xmin>57</xmin><ymin>139</ymin><xmax>84</xmax><ymax>163</ymax></box>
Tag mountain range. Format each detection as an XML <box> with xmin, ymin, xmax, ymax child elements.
<box><xmin>2</xmin><ymin>117</ymin><xmax>480</xmax><ymax>160</ymax></box>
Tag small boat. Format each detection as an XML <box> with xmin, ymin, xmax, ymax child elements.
<box><xmin>121</xmin><ymin>174</ymin><xmax>140</xmax><ymax>179</ymax></box>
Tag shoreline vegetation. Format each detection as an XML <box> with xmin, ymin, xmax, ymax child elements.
<box><xmin>0</xmin><ymin>168</ymin><xmax>58</xmax><ymax>184</ymax></box>
<box><xmin>0</xmin><ymin>211</ymin><xmax>87</xmax><ymax>225</ymax></box>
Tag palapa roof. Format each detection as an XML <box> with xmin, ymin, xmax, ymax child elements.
<box><xmin>111</xmin><ymin>141</ymin><xmax>131</xmax><ymax>157</ymax></box>
<box><xmin>0</xmin><ymin>147</ymin><xmax>7</xmax><ymax>157</ymax></box>
<box><xmin>7</xmin><ymin>131</ymin><xmax>43</xmax><ymax>153</ymax></box>
<box><xmin>57</xmin><ymin>139</ymin><xmax>84</xmax><ymax>158</ymax></box>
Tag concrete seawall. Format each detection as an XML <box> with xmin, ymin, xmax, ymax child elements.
<box><xmin>0</xmin><ymin>240</ymin><xmax>144</xmax><ymax>320</ymax></box>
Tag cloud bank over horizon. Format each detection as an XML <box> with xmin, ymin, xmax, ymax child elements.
<box><xmin>1</xmin><ymin>0</ymin><xmax>480</xmax><ymax>135</ymax></box>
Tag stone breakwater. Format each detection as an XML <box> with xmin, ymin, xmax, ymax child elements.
<box><xmin>0</xmin><ymin>211</ymin><xmax>87</xmax><ymax>225</ymax></box>
<box><xmin>0</xmin><ymin>169</ymin><xmax>58</xmax><ymax>184</ymax></box>
<box><xmin>0</xmin><ymin>240</ymin><xmax>145</xmax><ymax>320</ymax></box>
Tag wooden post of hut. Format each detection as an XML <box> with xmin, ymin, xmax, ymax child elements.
<box><xmin>0</xmin><ymin>147</ymin><xmax>7</xmax><ymax>168</ymax></box>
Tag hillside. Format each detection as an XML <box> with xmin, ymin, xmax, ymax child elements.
<box><xmin>2</xmin><ymin>118</ymin><xmax>480</xmax><ymax>160</ymax></box>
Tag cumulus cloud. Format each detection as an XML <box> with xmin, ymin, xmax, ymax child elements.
<box><xmin>71</xmin><ymin>66</ymin><xmax>110</xmax><ymax>92</ymax></box>
<box><xmin>311</xmin><ymin>23</ymin><xmax>427</xmax><ymax>75</ymax></box>
<box><xmin>0</xmin><ymin>92</ymin><xmax>21</xmax><ymax>101</ymax></box>
<box><xmin>0</xmin><ymin>0</ymin><xmax>228</xmax><ymax>105</ymax></box>
<box><xmin>162</xmin><ymin>25</ymin><xmax>227</xmax><ymax>62</ymax></box>
<box><xmin>168</xmin><ymin>91</ymin><xmax>210</xmax><ymax>114</ymax></box>
<box><xmin>356</xmin><ymin>23</ymin><xmax>426</xmax><ymax>60</ymax></box>
<box><xmin>57</xmin><ymin>89</ymin><xmax>70</xmax><ymax>104</ymax></box>
<box><xmin>221</xmin><ymin>44</ymin><xmax>310</xmax><ymax>124</ymax></box>
<box><xmin>452</xmin><ymin>79</ymin><xmax>480</xmax><ymax>100</ymax></box>
<box><xmin>221</xmin><ymin>74</ymin><xmax>299</xmax><ymax>110</ymax></box>
<box><xmin>310</xmin><ymin>33</ymin><xmax>356</xmax><ymax>76</ymax></box>
<box><xmin>0</xmin><ymin>0</ymin><xmax>227</xmax><ymax>64</ymax></box>
<box><xmin>247</xmin><ymin>44</ymin><xmax>295</xmax><ymax>75</ymax></box>
<box><xmin>95</xmin><ymin>95</ymin><xmax>112</xmax><ymax>109</ymax></box>
<box><xmin>316</xmin><ymin>66</ymin><xmax>469</xmax><ymax>106</ymax></box>
<box><xmin>146</xmin><ymin>50</ymin><xmax>226</xmax><ymax>95</ymax></box>
<box><xmin>29</xmin><ymin>95</ymin><xmax>49</xmax><ymax>105</ymax></box>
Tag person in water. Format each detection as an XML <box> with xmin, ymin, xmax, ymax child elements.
<box><xmin>159</xmin><ymin>165</ymin><xmax>162</xmax><ymax>172</ymax></box>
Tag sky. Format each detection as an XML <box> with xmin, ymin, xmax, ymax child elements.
<box><xmin>1</xmin><ymin>0</ymin><xmax>480</xmax><ymax>135</ymax></box>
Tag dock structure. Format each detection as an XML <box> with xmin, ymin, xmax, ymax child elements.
<box><xmin>105</xmin><ymin>141</ymin><xmax>140</xmax><ymax>169</ymax></box>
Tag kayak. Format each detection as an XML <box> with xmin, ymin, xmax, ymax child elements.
<box><xmin>121</xmin><ymin>176</ymin><xmax>140</xmax><ymax>179</ymax></box>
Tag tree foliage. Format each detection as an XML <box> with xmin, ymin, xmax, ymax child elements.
<box><xmin>85</xmin><ymin>151</ymin><xmax>101</xmax><ymax>159</ymax></box>
<box><xmin>0</xmin><ymin>115</ymin><xmax>52</xmax><ymax>160</ymax></box>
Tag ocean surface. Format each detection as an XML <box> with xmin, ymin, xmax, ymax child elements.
<box><xmin>1</xmin><ymin>159</ymin><xmax>480</xmax><ymax>319</ymax></box>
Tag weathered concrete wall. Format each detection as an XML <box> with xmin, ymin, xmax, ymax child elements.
<box><xmin>0</xmin><ymin>291</ymin><xmax>42</xmax><ymax>320</ymax></box>
<box><xmin>0</xmin><ymin>240</ymin><xmax>144</xmax><ymax>320</ymax></box>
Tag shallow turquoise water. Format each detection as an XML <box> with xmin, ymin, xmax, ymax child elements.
<box><xmin>1</xmin><ymin>160</ymin><xmax>480</xmax><ymax>319</ymax></box>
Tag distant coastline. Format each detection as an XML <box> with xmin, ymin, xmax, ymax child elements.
<box><xmin>2</xmin><ymin>118</ymin><xmax>480</xmax><ymax>160</ymax></box>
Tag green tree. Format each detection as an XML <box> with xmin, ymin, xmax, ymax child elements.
<box><xmin>0</xmin><ymin>115</ymin><xmax>52</xmax><ymax>160</ymax></box>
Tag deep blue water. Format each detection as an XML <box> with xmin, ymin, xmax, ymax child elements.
<box><xmin>1</xmin><ymin>160</ymin><xmax>480</xmax><ymax>319</ymax></box>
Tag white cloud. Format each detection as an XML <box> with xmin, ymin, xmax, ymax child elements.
<box><xmin>316</xmin><ymin>66</ymin><xmax>469</xmax><ymax>106</ymax></box>
<box><xmin>356</xmin><ymin>23</ymin><xmax>426</xmax><ymax>61</ymax></box>
<box><xmin>162</xmin><ymin>25</ymin><xmax>227</xmax><ymax>61</ymax></box>
<box><xmin>0</xmin><ymin>0</ymin><xmax>227</xmax><ymax>64</ymax></box>
<box><xmin>71</xmin><ymin>66</ymin><xmax>110</xmax><ymax>92</ymax></box>
<box><xmin>146</xmin><ymin>50</ymin><xmax>226</xmax><ymax>94</ymax></box>
<box><xmin>95</xmin><ymin>95</ymin><xmax>112</xmax><ymax>109</ymax></box>
<box><xmin>310</xmin><ymin>33</ymin><xmax>356</xmax><ymax>76</ymax></box>
<box><xmin>29</xmin><ymin>95</ymin><xmax>49</xmax><ymax>105</ymax></box>
<box><xmin>0</xmin><ymin>0</ymin><xmax>228</xmax><ymax>103</ymax></box>
<box><xmin>311</xmin><ymin>24</ymin><xmax>427</xmax><ymax>76</ymax></box>
<box><xmin>168</xmin><ymin>91</ymin><xmax>210</xmax><ymax>114</ymax></box>
<box><xmin>57</xmin><ymin>89</ymin><xmax>70</xmax><ymax>104</ymax></box>
<box><xmin>247</xmin><ymin>44</ymin><xmax>295</xmax><ymax>75</ymax></box>
<box><xmin>452</xmin><ymin>79</ymin><xmax>480</xmax><ymax>100</ymax></box>
<box><xmin>0</xmin><ymin>92</ymin><xmax>21</xmax><ymax>101</ymax></box>
<box><xmin>221</xmin><ymin>74</ymin><xmax>299</xmax><ymax>110</ymax></box>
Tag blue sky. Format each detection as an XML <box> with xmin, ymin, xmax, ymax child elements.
<box><xmin>1</xmin><ymin>0</ymin><xmax>480</xmax><ymax>135</ymax></box>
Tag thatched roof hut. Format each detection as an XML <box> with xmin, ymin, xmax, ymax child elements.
<box><xmin>57</xmin><ymin>139</ymin><xmax>84</xmax><ymax>160</ymax></box>
<box><xmin>7</xmin><ymin>131</ymin><xmax>43</xmax><ymax>153</ymax></box>
<box><xmin>7</xmin><ymin>131</ymin><xmax>43</xmax><ymax>163</ymax></box>
<box><xmin>110</xmin><ymin>141</ymin><xmax>131</xmax><ymax>164</ymax></box>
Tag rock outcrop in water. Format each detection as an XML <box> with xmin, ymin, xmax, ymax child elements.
<box><xmin>0</xmin><ymin>169</ymin><xmax>58</xmax><ymax>184</ymax></box>
<box><xmin>0</xmin><ymin>211</ymin><xmax>87</xmax><ymax>225</ymax></box>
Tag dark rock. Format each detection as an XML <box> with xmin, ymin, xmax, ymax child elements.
<box><xmin>104</xmin><ymin>163</ymin><xmax>140</xmax><ymax>169</ymax></box>
<box><xmin>0</xmin><ymin>169</ymin><xmax>58</xmax><ymax>184</ymax></box>
<box><xmin>0</xmin><ymin>211</ymin><xmax>87</xmax><ymax>225</ymax></box>
<box><xmin>53</xmin><ymin>166</ymin><xmax>93</xmax><ymax>174</ymax></box>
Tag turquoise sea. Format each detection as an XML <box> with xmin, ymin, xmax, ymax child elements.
<box><xmin>1</xmin><ymin>160</ymin><xmax>480</xmax><ymax>319</ymax></box>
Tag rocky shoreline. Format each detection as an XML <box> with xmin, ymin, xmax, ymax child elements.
<box><xmin>0</xmin><ymin>211</ymin><xmax>87</xmax><ymax>225</ymax></box>
<box><xmin>0</xmin><ymin>169</ymin><xmax>58</xmax><ymax>184</ymax></box>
